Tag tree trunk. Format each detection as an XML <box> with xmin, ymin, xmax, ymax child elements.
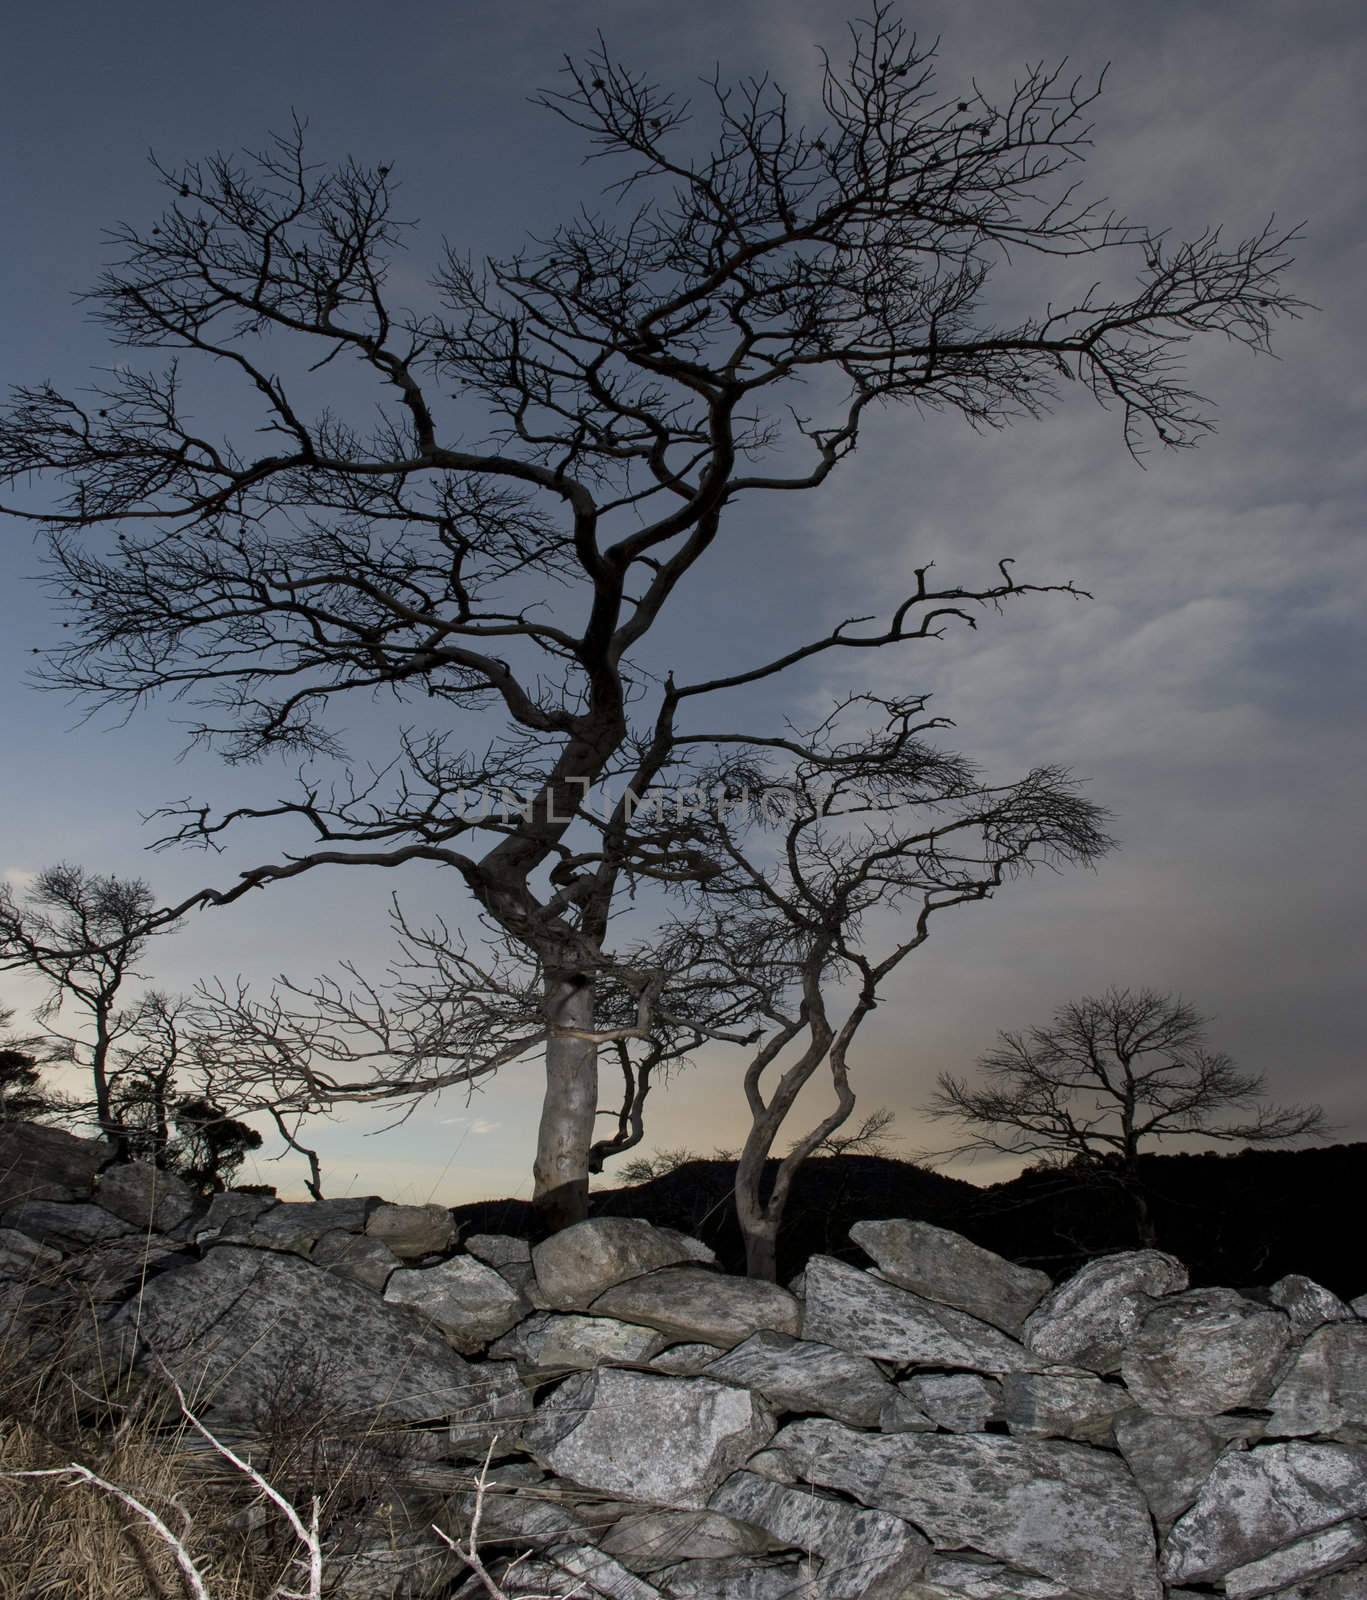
<box><xmin>735</xmin><ymin>1137</ymin><xmax>779</xmax><ymax>1282</ymax></box>
<box><xmin>743</xmin><ymin>1220</ymin><xmax>779</xmax><ymax>1282</ymax></box>
<box><xmin>531</xmin><ymin>972</ymin><xmax>598</xmax><ymax>1234</ymax></box>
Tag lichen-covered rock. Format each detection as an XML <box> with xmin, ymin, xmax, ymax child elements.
<box><xmin>311</xmin><ymin>1228</ymin><xmax>402</xmax><ymax>1293</ymax></box>
<box><xmin>801</xmin><ymin>1255</ymin><xmax>1034</xmax><ymax>1372</ymax></box>
<box><xmin>531</xmin><ymin>1218</ymin><xmax>715</xmax><ymax>1310</ymax></box>
<box><xmin>193</xmin><ymin>1191</ymin><xmax>276</xmax><ymax>1243</ymax></box>
<box><xmin>590</xmin><ymin>1266</ymin><xmax>799</xmax><ymax>1349</ymax></box>
<box><xmin>600</xmin><ymin>1508</ymin><xmax>774</xmax><ymax>1571</ymax></box>
<box><xmin>1272</xmin><ymin>1275</ymin><xmax>1357</xmax><ymax>1334</ymax></box>
<box><xmin>464</xmin><ymin>1232</ymin><xmax>531</xmax><ymax>1267</ymax></box>
<box><xmin>490</xmin><ymin>1310</ymin><xmax>668</xmax><ymax>1368</ymax></box>
<box><xmin>770</xmin><ymin>1417</ymin><xmax>1161</xmax><ymax>1600</ymax></box>
<box><xmin>1162</xmin><ymin>1441</ymin><xmax>1367</xmax><ymax>1585</ymax></box>
<box><xmin>710</xmin><ymin>1469</ymin><xmax>929</xmax><ymax>1599</ymax></box>
<box><xmin>904</xmin><ymin>1554</ymin><xmax>1088</xmax><ymax>1598</ymax></box>
<box><xmin>1223</xmin><ymin>1520</ymin><xmax>1367</xmax><ymax>1599</ymax></box>
<box><xmin>1113</xmin><ymin>1411</ymin><xmax>1223</xmax><ymax>1532</ymax></box>
<box><xmin>384</xmin><ymin>1254</ymin><xmax>527</xmax><ymax>1352</ymax></box>
<box><xmin>904</xmin><ymin>1372</ymin><xmax>1001</xmax><ymax>1432</ymax></box>
<box><xmin>701</xmin><ymin>1329</ymin><xmax>897</xmax><ymax>1428</ymax></box>
<box><xmin>113</xmin><ymin>1244</ymin><xmax>504</xmax><ymax>1433</ymax></box>
<box><xmin>0</xmin><ymin>1226</ymin><xmax>61</xmax><ymax>1277</ymax></box>
<box><xmin>651</xmin><ymin>1342</ymin><xmax>728</xmax><ymax>1375</ymax></box>
<box><xmin>0</xmin><ymin>1122</ymin><xmax>107</xmax><ymax>1208</ymax></box>
<box><xmin>2</xmin><ymin>1199</ymin><xmax>133</xmax><ymax>1249</ymax></box>
<box><xmin>652</xmin><ymin>1554</ymin><xmax>817</xmax><ymax>1599</ymax></box>
<box><xmin>1269</xmin><ymin>1325</ymin><xmax>1367</xmax><ymax>1441</ymax></box>
<box><xmin>94</xmin><ymin>1162</ymin><xmax>198</xmax><ymax>1233</ymax></box>
<box><xmin>364</xmin><ymin>1201</ymin><xmax>456</xmax><ymax>1259</ymax></box>
<box><xmin>879</xmin><ymin>1391</ymin><xmax>936</xmax><ymax>1433</ymax></box>
<box><xmin>999</xmin><ymin>1371</ymin><xmax>1128</xmax><ymax>1443</ymax></box>
<box><xmin>1023</xmin><ymin>1250</ymin><xmax>1188</xmax><ymax>1372</ymax></box>
<box><xmin>851</xmin><ymin>1218</ymin><xmax>1052</xmax><ymax>1334</ymax></box>
<box><xmin>1121</xmin><ymin>1288</ymin><xmax>1291</xmax><ymax>1414</ymax></box>
<box><xmin>523</xmin><ymin>1367</ymin><xmax>772</xmax><ymax>1509</ymax></box>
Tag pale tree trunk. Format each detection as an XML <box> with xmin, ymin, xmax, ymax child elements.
<box><xmin>531</xmin><ymin>972</ymin><xmax>598</xmax><ymax>1233</ymax></box>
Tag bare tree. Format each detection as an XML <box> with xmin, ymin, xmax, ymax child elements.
<box><xmin>0</xmin><ymin>9</ymin><xmax>1302</xmax><ymax>1229</ymax></box>
<box><xmin>924</xmin><ymin>986</ymin><xmax>1327</xmax><ymax>1245</ymax></box>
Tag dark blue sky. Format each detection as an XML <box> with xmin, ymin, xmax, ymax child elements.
<box><xmin>2</xmin><ymin>1</ymin><xmax>1363</xmax><ymax>1202</ymax></box>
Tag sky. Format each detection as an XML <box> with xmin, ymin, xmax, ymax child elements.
<box><xmin>1</xmin><ymin>0</ymin><xmax>1362</xmax><ymax>1205</ymax></box>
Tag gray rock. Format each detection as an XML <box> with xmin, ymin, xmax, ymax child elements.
<box><xmin>1270</xmin><ymin>1326</ymin><xmax>1367</xmax><ymax>1440</ymax></box>
<box><xmin>1265</xmin><ymin>1563</ymin><xmax>1367</xmax><ymax>1598</ymax></box>
<box><xmin>465</xmin><ymin>1232</ymin><xmax>531</xmax><ymax>1267</ymax></box>
<box><xmin>532</xmin><ymin>1218</ymin><xmax>715</xmax><ymax>1310</ymax></box>
<box><xmin>494</xmin><ymin>1257</ymin><xmax>549</xmax><ymax>1307</ymax></box>
<box><xmin>710</xmin><ymin>1469</ymin><xmax>929</xmax><ymax>1599</ymax></box>
<box><xmin>601</xmin><ymin>1508</ymin><xmax>774</xmax><ymax>1571</ymax></box>
<box><xmin>2</xmin><ymin>1199</ymin><xmax>133</xmax><ymax>1248</ymax></box>
<box><xmin>851</xmin><ymin>1219</ymin><xmax>1052</xmax><ymax>1334</ymax></box>
<box><xmin>879</xmin><ymin>1391</ymin><xmax>937</xmax><ymax>1432</ymax></box>
<box><xmin>905</xmin><ymin>1554</ymin><xmax>1086</xmax><ymax>1598</ymax></box>
<box><xmin>744</xmin><ymin>1448</ymin><xmax>802</xmax><ymax>1483</ymax></box>
<box><xmin>701</xmin><ymin>1330</ymin><xmax>897</xmax><ymax>1428</ymax></box>
<box><xmin>490</xmin><ymin>1311</ymin><xmax>668</xmax><ymax>1369</ymax></box>
<box><xmin>384</xmin><ymin>1254</ymin><xmax>527</xmax><ymax>1353</ymax></box>
<box><xmin>801</xmin><ymin>1255</ymin><xmax>1035</xmax><ymax>1372</ymax></box>
<box><xmin>999</xmin><ymin>1371</ymin><xmax>1127</xmax><ymax>1443</ymax></box>
<box><xmin>651</xmin><ymin>1342</ymin><xmax>728</xmax><ymax>1376</ymax></box>
<box><xmin>0</xmin><ymin>1122</ymin><xmax>107</xmax><ymax>1207</ymax></box>
<box><xmin>904</xmin><ymin>1372</ymin><xmax>1001</xmax><ymax>1432</ymax></box>
<box><xmin>63</xmin><ymin>1233</ymin><xmax>189</xmax><ymax>1301</ymax></box>
<box><xmin>311</xmin><ymin>1228</ymin><xmax>402</xmax><ymax>1293</ymax></box>
<box><xmin>770</xmin><ymin>1417</ymin><xmax>1161</xmax><ymax>1600</ymax></box>
<box><xmin>94</xmin><ymin>1162</ymin><xmax>197</xmax><ymax>1233</ymax></box>
<box><xmin>653</xmin><ymin>1555</ymin><xmax>818</xmax><ymax>1599</ymax></box>
<box><xmin>112</xmin><ymin>1244</ymin><xmax>507</xmax><ymax>1433</ymax></box>
<box><xmin>1113</xmin><ymin>1411</ymin><xmax>1222</xmax><ymax>1531</ymax></box>
<box><xmin>0</xmin><ymin>1226</ymin><xmax>61</xmax><ymax>1277</ymax></box>
<box><xmin>193</xmin><ymin>1191</ymin><xmax>276</xmax><ymax>1243</ymax></box>
<box><xmin>1162</xmin><ymin>1441</ymin><xmax>1367</xmax><ymax>1585</ymax></box>
<box><xmin>243</xmin><ymin>1196</ymin><xmax>373</xmax><ymax>1248</ymax></box>
<box><xmin>1272</xmin><ymin>1276</ymin><xmax>1358</xmax><ymax>1334</ymax></box>
<box><xmin>1352</xmin><ymin>1295</ymin><xmax>1367</xmax><ymax>1320</ymax></box>
<box><xmin>523</xmin><ymin>1367</ymin><xmax>773</xmax><ymax>1509</ymax></box>
<box><xmin>441</xmin><ymin>1479</ymin><xmax>591</xmax><ymax>1550</ymax></box>
<box><xmin>1224</xmin><ymin>1522</ymin><xmax>1367</xmax><ymax>1599</ymax></box>
<box><xmin>534</xmin><ymin>1546</ymin><xmax>671</xmax><ymax>1599</ymax></box>
<box><xmin>590</xmin><ymin>1267</ymin><xmax>799</xmax><ymax>1349</ymax></box>
<box><xmin>1121</xmin><ymin>1288</ymin><xmax>1291</xmax><ymax>1414</ymax></box>
<box><xmin>1023</xmin><ymin>1250</ymin><xmax>1189</xmax><ymax>1372</ymax></box>
<box><xmin>365</xmin><ymin>1201</ymin><xmax>456</xmax><ymax>1259</ymax></box>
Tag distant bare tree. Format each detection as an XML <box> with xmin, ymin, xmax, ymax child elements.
<box><xmin>924</xmin><ymin>986</ymin><xmax>1327</xmax><ymax>1245</ymax></box>
<box><xmin>0</xmin><ymin>7</ymin><xmax>1302</xmax><ymax>1229</ymax></box>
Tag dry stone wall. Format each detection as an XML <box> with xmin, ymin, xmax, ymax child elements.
<box><xmin>4</xmin><ymin>1119</ymin><xmax>1367</xmax><ymax>1600</ymax></box>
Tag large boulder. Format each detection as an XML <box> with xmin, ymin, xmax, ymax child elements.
<box><xmin>490</xmin><ymin>1310</ymin><xmax>669</xmax><ymax>1369</ymax></box>
<box><xmin>1161</xmin><ymin>1441</ymin><xmax>1367</xmax><ymax>1586</ymax></box>
<box><xmin>0</xmin><ymin>1122</ymin><xmax>108</xmax><ymax>1208</ymax></box>
<box><xmin>850</xmin><ymin>1219</ymin><xmax>1052</xmax><ymax>1334</ymax></box>
<box><xmin>701</xmin><ymin>1330</ymin><xmax>898</xmax><ymax>1429</ymax></box>
<box><xmin>1271</xmin><ymin>1275</ymin><xmax>1357</xmax><ymax>1334</ymax></box>
<box><xmin>590</xmin><ymin>1266</ymin><xmax>799</xmax><ymax>1349</ymax></box>
<box><xmin>531</xmin><ymin>1218</ymin><xmax>715</xmax><ymax>1310</ymax></box>
<box><xmin>1112</xmin><ymin>1412</ymin><xmax>1223</xmax><ymax>1532</ymax></box>
<box><xmin>710</xmin><ymin>1469</ymin><xmax>929</xmax><ymax>1599</ymax></box>
<box><xmin>364</xmin><ymin>1201</ymin><xmax>456</xmax><ymax>1259</ymax></box>
<box><xmin>384</xmin><ymin>1254</ymin><xmax>527</xmax><ymax>1353</ymax></box>
<box><xmin>801</xmin><ymin>1255</ymin><xmax>1034</xmax><ymax>1371</ymax></box>
<box><xmin>1120</xmin><ymin>1288</ymin><xmax>1291</xmax><ymax>1414</ymax></box>
<box><xmin>94</xmin><ymin>1162</ymin><xmax>198</xmax><ymax>1234</ymax></box>
<box><xmin>311</xmin><ymin>1228</ymin><xmax>402</xmax><ymax>1293</ymax></box>
<box><xmin>1269</xmin><ymin>1325</ymin><xmax>1367</xmax><ymax>1442</ymax></box>
<box><xmin>999</xmin><ymin>1371</ymin><xmax>1127</xmax><ymax>1444</ymax></box>
<box><xmin>2</xmin><ymin>1199</ymin><xmax>133</xmax><ymax>1249</ymax></box>
<box><xmin>112</xmin><ymin>1244</ymin><xmax>525</xmax><ymax>1446</ymax></box>
<box><xmin>523</xmin><ymin>1367</ymin><xmax>773</xmax><ymax>1509</ymax></box>
<box><xmin>768</xmin><ymin>1417</ymin><xmax>1161</xmax><ymax>1600</ymax></box>
<box><xmin>1022</xmin><ymin>1250</ymin><xmax>1188</xmax><ymax>1372</ymax></box>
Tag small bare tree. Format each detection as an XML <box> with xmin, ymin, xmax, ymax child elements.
<box><xmin>924</xmin><ymin>986</ymin><xmax>1327</xmax><ymax>1245</ymax></box>
<box><xmin>0</xmin><ymin>8</ymin><xmax>1303</xmax><ymax>1228</ymax></box>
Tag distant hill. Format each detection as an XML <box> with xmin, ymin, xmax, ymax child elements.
<box><xmin>452</xmin><ymin>1141</ymin><xmax>1367</xmax><ymax>1297</ymax></box>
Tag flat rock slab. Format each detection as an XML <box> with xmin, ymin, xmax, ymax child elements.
<box><xmin>1112</xmin><ymin>1411</ymin><xmax>1222</xmax><ymax>1531</ymax></box>
<box><xmin>1121</xmin><ymin>1288</ymin><xmax>1291</xmax><ymax>1414</ymax></box>
<box><xmin>652</xmin><ymin>1554</ymin><xmax>817</xmax><ymax>1599</ymax></box>
<box><xmin>801</xmin><ymin>1255</ymin><xmax>1034</xmax><ymax>1371</ymax></box>
<box><xmin>905</xmin><ymin>1372</ymin><xmax>1001</xmax><ymax>1432</ymax></box>
<box><xmin>1162</xmin><ymin>1441</ymin><xmax>1367</xmax><ymax>1585</ymax></box>
<box><xmin>113</xmin><ymin>1244</ymin><xmax>513</xmax><ymax>1433</ymax></box>
<box><xmin>1023</xmin><ymin>1250</ymin><xmax>1188</xmax><ymax>1372</ymax></box>
<box><xmin>1223</xmin><ymin>1520</ymin><xmax>1367</xmax><ymax>1599</ymax></box>
<box><xmin>590</xmin><ymin>1266</ymin><xmax>799</xmax><ymax>1349</ymax></box>
<box><xmin>651</xmin><ymin>1342</ymin><xmax>728</xmax><ymax>1375</ymax></box>
<box><xmin>532</xmin><ymin>1218</ymin><xmax>715</xmax><ymax>1310</ymax></box>
<box><xmin>0</xmin><ymin>1226</ymin><xmax>61</xmax><ymax>1277</ymax></box>
<box><xmin>464</xmin><ymin>1232</ymin><xmax>531</xmax><ymax>1267</ymax></box>
<box><xmin>490</xmin><ymin>1310</ymin><xmax>668</xmax><ymax>1369</ymax></box>
<box><xmin>905</xmin><ymin>1555</ymin><xmax>1087</xmax><ymax>1598</ymax></box>
<box><xmin>384</xmin><ymin>1254</ymin><xmax>527</xmax><ymax>1352</ymax></box>
<box><xmin>1269</xmin><ymin>1325</ymin><xmax>1367</xmax><ymax>1440</ymax></box>
<box><xmin>2</xmin><ymin>1199</ymin><xmax>133</xmax><ymax>1249</ymax></box>
<box><xmin>770</xmin><ymin>1416</ymin><xmax>1161</xmax><ymax>1600</ymax></box>
<box><xmin>0</xmin><ymin>1122</ymin><xmax>107</xmax><ymax>1208</ymax></box>
<box><xmin>701</xmin><ymin>1329</ymin><xmax>897</xmax><ymax>1428</ymax></box>
<box><xmin>94</xmin><ymin>1162</ymin><xmax>197</xmax><ymax>1233</ymax></box>
<box><xmin>523</xmin><ymin>1367</ymin><xmax>773</xmax><ymax>1510</ymax></box>
<box><xmin>364</xmin><ymin>1201</ymin><xmax>456</xmax><ymax>1259</ymax></box>
<box><xmin>710</xmin><ymin>1469</ymin><xmax>928</xmax><ymax>1599</ymax></box>
<box><xmin>999</xmin><ymin>1371</ymin><xmax>1127</xmax><ymax>1443</ymax></box>
<box><xmin>600</xmin><ymin>1508</ymin><xmax>775</xmax><ymax>1571</ymax></box>
<box><xmin>311</xmin><ymin>1228</ymin><xmax>402</xmax><ymax>1293</ymax></box>
<box><xmin>851</xmin><ymin>1219</ymin><xmax>1052</xmax><ymax>1334</ymax></box>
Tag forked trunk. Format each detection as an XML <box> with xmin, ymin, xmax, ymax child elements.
<box><xmin>531</xmin><ymin>972</ymin><xmax>598</xmax><ymax>1234</ymax></box>
<box><xmin>735</xmin><ymin>1139</ymin><xmax>780</xmax><ymax>1282</ymax></box>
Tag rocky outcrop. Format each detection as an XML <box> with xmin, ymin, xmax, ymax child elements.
<box><xmin>4</xmin><ymin>1120</ymin><xmax>1367</xmax><ymax>1600</ymax></box>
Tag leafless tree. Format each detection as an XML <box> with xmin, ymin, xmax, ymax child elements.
<box><xmin>924</xmin><ymin>986</ymin><xmax>1327</xmax><ymax>1245</ymax></box>
<box><xmin>0</xmin><ymin>8</ymin><xmax>1302</xmax><ymax>1229</ymax></box>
